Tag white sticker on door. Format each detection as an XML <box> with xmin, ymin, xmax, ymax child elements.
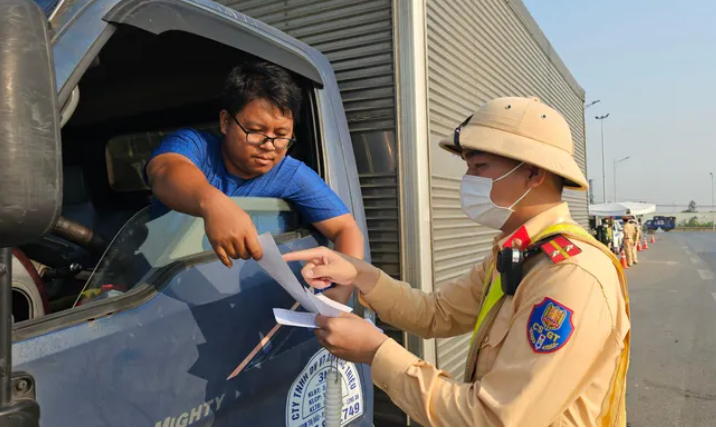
<box><xmin>286</xmin><ymin>348</ymin><xmax>363</xmax><ymax>427</ymax></box>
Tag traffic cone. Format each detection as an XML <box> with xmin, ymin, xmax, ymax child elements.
<box><xmin>620</xmin><ymin>250</ymin><xmax>629</xmax><ymax>269</ymax></box>
<box><xmin>637</xmin><ymin>240</ymin><xmax>642</xmax><ymax>251</ymax></box>
<box><xmin>651</xmin><ymin>235</ymin><xmax>656</xmax><ymax>244</ymax></box>
<box><xmin>643</xmin><ymin>237</ymin><xmax>649</xmax><ymax>250</ymax></box>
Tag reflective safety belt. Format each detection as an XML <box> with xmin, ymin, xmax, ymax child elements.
<box><xmin>467</xmin><ymin>223</ymin><xmax>630</xmax><ymax>426</ymax></box>
<box><xmin>470</xmin><ymin>263</ymin><xmax>499</xmax><ymax>347</ymax></box>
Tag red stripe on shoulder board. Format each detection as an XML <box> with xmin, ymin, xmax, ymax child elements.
<box><xmin>541</xmin><ymin>241</ymin><xmax>566</xmax><ymax>264</ymax></box>
<box><xmin>553</xmin><ymin>236</ymin><xmax>582</xmax><ymax>257</ymax></box>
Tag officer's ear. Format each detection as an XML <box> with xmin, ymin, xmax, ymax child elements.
<box><xmin>525</xmin><ymin>165</ymin><xmax>548</xmax><ymax>189</ymax></box>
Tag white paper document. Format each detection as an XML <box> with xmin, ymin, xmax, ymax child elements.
<box><xmin>273</xmin><ymin>308</ymin><xmax>319</xmax><ymax>328</ymax></box>
<box><xmin>257</xmin><ymin>232</ymin><xmax>320</xmax><ymax>313</ymax></box>
<box><xmin>310</xmin><ymin>292</ymin><xmax>353</xmax><ymax>317</ymax></box>
<box><xmin>274</xmin><ymin>308</ymin><xmax>385</xmax><ymax>333</ymax></box>
<box><xmin>256</xmin><ymin>233</ymin><xmax>353</xmax><ymax>324</ymax></box>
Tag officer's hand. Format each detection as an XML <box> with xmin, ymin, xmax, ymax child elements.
<box><xmin>283</xmin><ymin>247</ymin><xmax>358</xmax><ymax>289</ymax></box>
<box><xmin>202</xmin><ymin>193</ymin><xmax>263</xmax><ymax>267</ymax></box>
<box><xmin>314</xmin><ymin>313</ymin><xmax>388</xmax><ymax>365</ymax></box>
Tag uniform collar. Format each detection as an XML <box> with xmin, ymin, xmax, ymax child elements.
<box><xmin>494</xmin><ymin>203</ymin><xmax>572</xmax><ymax>250</ymax></box>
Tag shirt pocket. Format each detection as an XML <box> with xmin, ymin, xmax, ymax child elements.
<box><xmin>478</xmin><ymin>301</ymin><xmax>513</xmax><ymax>376</ymax></box>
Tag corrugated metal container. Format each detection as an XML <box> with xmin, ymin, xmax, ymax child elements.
<box><xmin>425</xmin><ymin>0</ymin><xmax>587</xmax><ymax>378</ymax></box>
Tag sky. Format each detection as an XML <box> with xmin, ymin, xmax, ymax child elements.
<box><xmin>523</xmin><ymin>0</ymin><xmax>716</xmax><ymax>211</ymax></box>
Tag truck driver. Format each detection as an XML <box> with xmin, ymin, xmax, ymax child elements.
<box><xmin>145</xmin><ymin>61</ymin><xmax>364</xmax><ymax>303</ymax></box>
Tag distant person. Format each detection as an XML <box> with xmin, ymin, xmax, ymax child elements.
<box><xmin>596</xmin><ymin>218</ymin><xmax>609</xmax><ymax>246</ymax></box>
<box><xmin>623</xmin><ymin>218</ymin><xmax>638</xmax><ymax>266</ymax></box>
<box><xmin>636</xmin><ymin>218</ymin><xmax>643</xmax><ymax>247</ymax></box>
<box><xmin>145</xmin><ymin>61</ymin><xmax>364</xmax><ymax>303</ymax></box>
<box><xmin>606</xmin><ymin>218</ymin><xmax>615</xmax><ymax>252</ymax></box>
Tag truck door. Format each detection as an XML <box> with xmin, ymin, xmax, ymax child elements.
<box><xmin>15</xmin><ymin>201</ymin><xmax>369</xmax><ymax>426</ymax></box>
<box><xmin>11</xmin><ymin>0</ymin><xmax>372</xmax><ymax>425</ymax></box>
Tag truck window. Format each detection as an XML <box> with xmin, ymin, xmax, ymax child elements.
<box><xmin>105</xmin><ymin>124</ymin><xmax>220</xmax><ymax>193</ymax></box>
<box><xmin>13</xmin><ymin>26</ymin><xmax>325</xmax><ymax>326</ymax></box>
<box><xmin>75</xmin><ymin>198</ymin><xmax>301</xmax><ymax>306</ymax></box>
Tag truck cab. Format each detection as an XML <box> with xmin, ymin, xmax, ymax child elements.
<box><xmin>650</xmin><ymin>216</ymin><xmax>676</xmax><ymax>232</ymax></box>
<box><xmin>1</xmin><ymin>0</ymin><xmax>372</xmax><ymax>425</ymax></box>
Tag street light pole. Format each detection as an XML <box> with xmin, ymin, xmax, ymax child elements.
<box><xmin>596</xmin><ymin>114</ymin><xmax>610</xmax><ymax>202</ymax></box>
<box><xmin>614</xmin><ymin>156</ymin><xmax>630</xmax><ymax>202</ymax></box>
<box><xmin>583</xmin><ymin>100</ymin><xmax>601</xmax><ymax>206</ymax></box>
<box><xmin>711</xmin><ymin>172</ymin><xmax>714</xmax><ymax>231</ymax></box>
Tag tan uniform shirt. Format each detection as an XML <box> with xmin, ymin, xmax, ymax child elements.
<box><xmin>361</xmin><ymin>203</ymin><xmax>630</xmax><ymax>426</ymax></box>
<box><xmin>623</xmin><ymin>222</ymin><xmax>637</xmax><ymax>242</ymax></box>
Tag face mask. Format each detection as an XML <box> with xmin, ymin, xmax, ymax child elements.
<box><xmin>460</xmin><ymin>162</ymin><xmax>531</xmax><ymax>230</ymax></box>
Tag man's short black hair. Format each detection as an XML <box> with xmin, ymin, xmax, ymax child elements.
<box><xmin>223</xmin><ymin>61</ymin><xmax>302</xmax><ymax>121</ymax></box>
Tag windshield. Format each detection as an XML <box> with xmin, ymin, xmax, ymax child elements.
<box><xmin>75</xmin><ymin>198</ymin><xmax>300</xmax><ymax>306</ymax></box>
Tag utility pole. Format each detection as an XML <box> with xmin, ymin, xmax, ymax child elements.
<box><xmin>711</xmin><ymin>172</ymin><xmax>715</xmax><ymax>231</ymax></box>
<box><xmin>614</xmin><ymin>156</ymin><xmax>630</xmax><ymax>202</ymax></box>
<box><xmin>584</xmin><ymin>100</ymin><xmax>600</xmax><ymax>205</ymax></box>
<box><xmin>596</xmin><ymin>114</ymin><xmax>610</xmax><ymax>202</ymax></box>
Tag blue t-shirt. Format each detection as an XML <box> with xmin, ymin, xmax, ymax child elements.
<box><xmin>148</xmin><ymin>128</ymin><xmax>349</xmax><ymax>222</ymax></box>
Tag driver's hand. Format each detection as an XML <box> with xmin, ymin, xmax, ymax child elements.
<box><xmin>202</xmin><ymin>193</ymin><xmax>262</xmax><ymax>267</ymax></box>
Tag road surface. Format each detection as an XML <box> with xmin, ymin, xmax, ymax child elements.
<box><xmin>627</xmin><ymin>232</ymin><xmax>716</xmax><ymax>426</ymax></box>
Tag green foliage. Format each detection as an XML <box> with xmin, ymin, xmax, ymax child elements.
<box><xmin>678</xmin><ymin>216</ymin><xmax>714</xmax><ymax>228</ymax></box>
<box><xmin>683</xmin><ymin>200</ymin><xmax>698</xmax><ymax>213</ymax></box>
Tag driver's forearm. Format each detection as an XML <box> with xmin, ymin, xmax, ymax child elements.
<box><xmin>333</xmin><ymin>224</ymin><xmax>364</xmax><ymax>260</ymax></box>
<box><xmin>148</xmin><ymin>160</ymin><xmax>223</xmax><ymax>217</ymax></box>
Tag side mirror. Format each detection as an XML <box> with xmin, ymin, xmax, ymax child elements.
<box><xmin>0</xmin><ymin>4</ymin><xmax>54</xmax><ymax>424</ymax></box>
<box><xmin>0</xmin><ymin>0</ymin><xmax>62</xmax><ymax>248</ymax></box>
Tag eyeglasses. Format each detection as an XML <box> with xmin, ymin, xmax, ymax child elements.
<box><xmin>231</xmin><ymin>115</ymin><xmax>295</xmax><ymax>150</ymax></box>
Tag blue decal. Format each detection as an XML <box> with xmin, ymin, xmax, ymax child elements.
<box><xmin>527</xmin><ymin>297</ymin><xmax>574</xmax><ymax>353</ymax></box>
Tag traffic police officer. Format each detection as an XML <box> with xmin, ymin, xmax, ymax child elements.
<box><xmin>623</xmin><ymin>218</ymin><xmax>638</xmax><ymax>266</ymax></box>
<box><xmin>284</xmin><ymin>97</ymin><xmax>631</xmax><ymax>426</ymax></box>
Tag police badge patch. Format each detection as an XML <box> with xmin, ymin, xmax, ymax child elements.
<box><xmin>527</xmin><ymin>297</ymin><xmax>574</xmax><ymax>353</ymax></box>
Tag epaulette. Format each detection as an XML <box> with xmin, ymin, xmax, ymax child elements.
<box><xmin>539</xmin><ymin>235</ymin><xmax>582</xmax><ymax>264</ymax></box>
